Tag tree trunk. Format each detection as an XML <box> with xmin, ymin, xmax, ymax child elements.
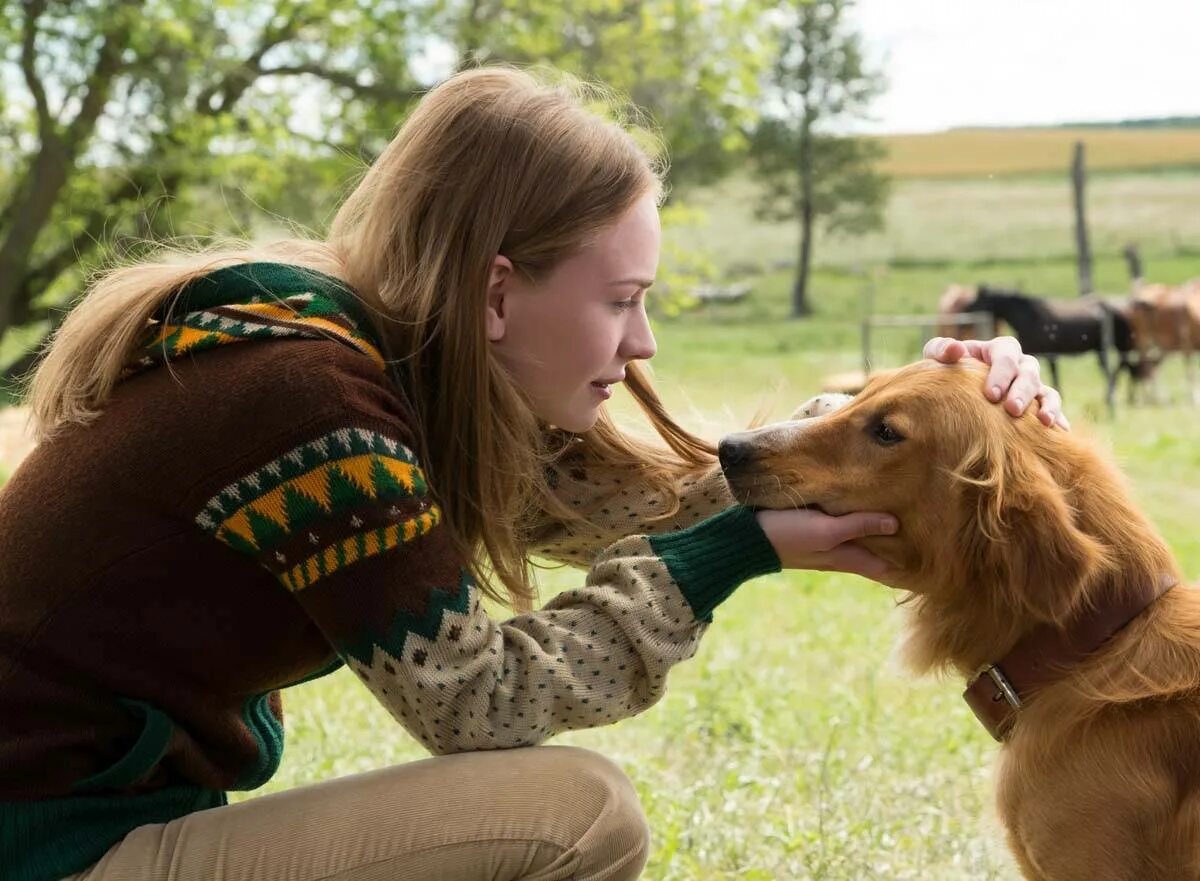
<box><xmin>792</xmin><ymin>114</ymin><xmax>815</xmax><ymax>318</ymax></box>
<box><xmin>0</xmin><ymin>0</ymin><xmax>138</xmax><ymax>335</ymax></box>
<box><xmin>1071</xmin><ymin>141</ymin><xmax>1093</xmax><ymax>297</ymax></box>
<box><xmin>0</xmin><ymin>141</ymin><xmax>72</xmax><ymax>333</ymax></box>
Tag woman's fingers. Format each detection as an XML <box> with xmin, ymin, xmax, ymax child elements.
<box><xmin>756</xmin><ymin>508</ymin><xmax>898</xmax><ymax>570</ymax></box>
<box><xmin>923</xmin><ymin>337</ymin><xmax>968</xmax><ymax>362</ymax></box>
<box><xmin>817</xmin><ymin>544</ymin><xmax>892</xmax><ymax>582</ymax></box>
<box><xmin>1035</xmin><ymin>383</ymin><xmax>1070</xmax><ymax>430</ymax></box>
<box><xmin>923</xmin><ymin>335</ymin><xmax>1069</xmax><ymax>429</ymax></box>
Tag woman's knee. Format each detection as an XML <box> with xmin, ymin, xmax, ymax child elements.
<box><xmin>539</xmin><ymin>746</ymin><xmax>650</xmax><ymax>880</ymax></box>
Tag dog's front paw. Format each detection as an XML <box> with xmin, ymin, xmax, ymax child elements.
<box><xmin>791</xmin><ymin>393</ymin><xmax>854</xmax><ymax>421</ymax></box>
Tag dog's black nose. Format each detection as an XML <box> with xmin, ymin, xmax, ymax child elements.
<box><xmin>718</xmin><ymin>438</ymin><xmax>755</xmax><ymax>473</ymax></box>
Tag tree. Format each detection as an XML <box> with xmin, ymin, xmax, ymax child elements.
<box><xmin>447</xmin><ymin>0</ymin><xmax>773</xmax><ymax>188</ymax></box>
<box><xmin>0</xmin><ymin>0</ymin><xmax>775</xmax><ymax>379</ymax></box>
<box><xmin>749</xmin><ymin>0</ymin><xmax>887</xmax><ymax>317</ymax></box>
<box><xmin>0</xmin><ymin>0</ymin><xmax>433</xmax><ymax>377</ymax></box>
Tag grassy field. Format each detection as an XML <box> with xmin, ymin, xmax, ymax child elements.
<box><xmin>671</xmin><ymin>170</ymin><xmax>1200</xmax><ymax>273</ymax></box>
<box><xmin>2</xmin><ymin>167</ymin><xmax>1199</xmax><ymax>879</ymax></box>
<box><xmin>878</xmin><ymin>127</ymin><xmax>1200</xmax><ymax>179</ymax></box>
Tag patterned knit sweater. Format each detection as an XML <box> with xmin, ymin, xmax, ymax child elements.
<box><xmin>0</xmin><ymin>263</ymin><xmax>779</xmax><ymax>881</ymax></box>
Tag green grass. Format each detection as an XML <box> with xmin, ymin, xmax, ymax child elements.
<box><xmin>235</xmin><ymin>247</ymin><xmax>1200</xmax><ymax>880</ymax></box>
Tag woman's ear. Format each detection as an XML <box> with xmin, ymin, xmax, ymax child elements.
<box><xmin>486</xmin><ymin>255</ymin><xmax>515</xmax><ymax>342</ymax></box>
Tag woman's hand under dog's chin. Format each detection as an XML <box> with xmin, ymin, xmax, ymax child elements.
<box><xmin>754</xmin><ymin>508</ymin><xmax>906</xmax><ymax>587</ymax></box>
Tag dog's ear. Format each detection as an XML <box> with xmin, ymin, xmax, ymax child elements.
<box><xmin>956</xmin><ymin>434</ymin><xmax>1109</xmax><ymax>625</ymax></box>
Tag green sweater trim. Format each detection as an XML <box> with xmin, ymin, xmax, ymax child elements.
<box><xmin>157</xmin><ymin>260</ymin><xmax>414</xmax><ymax>396</ymax></box>
<box><xmin>8</xmin><ymin>659</ymin><xmax>346</xmax><ymax>880</ymax></box>
<box><xmin>70</xmin><ymin>700</ymin><xmax>174</xmax><ymax>794</ymax></box>
<box><xmin>1</xmin><ymin>786</ymin><xmax>226</xmax><ymax>881</ymax></box>
<box><xmin>169</xmin><ymin>262</ymin><xmax>377</xmax><ymax>335</ymax></box>
<box><xmin>648</xmin><ymin>505</ymin><xmax>781</xmax><ymax>622</ymax></box>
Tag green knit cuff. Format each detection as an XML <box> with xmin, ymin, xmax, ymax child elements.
<box><xmin>647</xmin><ymin>505</ymin><xmax>781</xmax><ymax>623</ymax></box>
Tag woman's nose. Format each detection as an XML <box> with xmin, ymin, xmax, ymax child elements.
<box><xmin>620</xmin><ymin>310</ymin><xmax>657</xmax><ymax>361</ymax></box>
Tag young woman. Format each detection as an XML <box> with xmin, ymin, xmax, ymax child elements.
<box><xmin>0</xmin><ymin>67</ymin><xmax>1063</xmax><ymax>881</ymax></box>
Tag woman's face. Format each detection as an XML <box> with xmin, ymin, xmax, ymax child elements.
<box><xmin>487</xmin><ymin>191</ymin><xmax>661</xmax><ymax>432</ymax></box>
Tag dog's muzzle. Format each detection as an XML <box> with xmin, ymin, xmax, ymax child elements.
<box><xmin>717</xmin><ymin>436</ymin><xmax>757</xmax><ymax>475</ymax></box>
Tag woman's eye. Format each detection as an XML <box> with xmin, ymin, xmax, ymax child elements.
<box><xmin>872</xmin><ymin>420</ymin><xmax>905</xmax><ymax>445</ymax></box>
<box><xmin>613</xmin><ymin>298</ymin><xmax>638</xmax><ymax>311</ymax></box>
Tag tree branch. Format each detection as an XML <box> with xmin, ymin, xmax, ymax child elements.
<box><xmin>63</xmin><ymin>0</ymin><xmax>143</xmax><ymax>154</ymax></box>
<box><xmin>20</xmin><ymin>0</ymin><xmax>55</xmax><ymax>138</ymax></box>
<box><xmin>194</xmin><ymin>3</ymin><xmax>306</xmax><ymax>115</ymax></box>
<box><xmin>257</xmin><ymin>63</ymin><xmax>424</xmax><ymax>104</ymax></box>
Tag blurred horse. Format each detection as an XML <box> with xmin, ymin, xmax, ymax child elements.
<box><xmin>962</xmin><ymin>285</ymin><xmax>1147</xmax><ymax>413</ymax></box>
<box><xmin>935</xmin><ymin>284</ymin><xmax>999</xmax><ymax>339</ymax></box>
<box><xmin>1124</xmin><ymin>244</ymin><xmax>1200</xmax><ymax>404</ymax></box>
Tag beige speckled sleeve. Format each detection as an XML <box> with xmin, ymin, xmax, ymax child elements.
<box><xmin>527</xmin><ymin>448</ymin><xmax>736</xmax><ymax>569</ymax></box>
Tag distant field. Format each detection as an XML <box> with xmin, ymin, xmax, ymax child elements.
<box><xmin>670</xmin><ymin>170</ymin><xmax>1200</xmax><ymax>273</ymax></box>
<box><xmin>878</xmin><ymin>127</ymin><xmax>1200</xmax><ymax>178</ymax></box>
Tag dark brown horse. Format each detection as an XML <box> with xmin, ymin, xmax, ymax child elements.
<box><xmin>962</xmin><ymin>286</ymin><xmax>1148</xmax><ymax>413</ymax></box>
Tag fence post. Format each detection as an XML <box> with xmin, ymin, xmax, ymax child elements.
<box><xmin>1072</xmin><ymin>142</ymin><xmax>1094</xmax><ymax>296</ymax></box>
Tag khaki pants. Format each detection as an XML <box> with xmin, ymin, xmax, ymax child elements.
<box><xmin>68</xmin><ymin>746</ymin><xmax>650</xmax><ymax>881</ymax></box>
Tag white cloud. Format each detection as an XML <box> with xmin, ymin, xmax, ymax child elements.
<box><xmin>848</xmin><ymin>0</ymin><xmax>1200</xmax><ymax>132</ymax></box>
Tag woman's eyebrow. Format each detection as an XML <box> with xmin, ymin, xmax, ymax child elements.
<box><xmin>607</xmin><ymin>278</ymin><xmax>655</xmax><ymax>289</ymax></box>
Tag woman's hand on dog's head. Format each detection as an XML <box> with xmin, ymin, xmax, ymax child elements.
<box><xmin>923</xmin><ymin>335</ymin><xmax>1070</xmax><ymax>431</ymax></box>
<box><xmin>755</xmin><ymin>508</ymin><xmax>901</xmax><ymax>587</ymax></box>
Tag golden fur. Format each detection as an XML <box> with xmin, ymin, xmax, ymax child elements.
<box><xmin>723</xmin><ymin>360</ymin><xmax>1200</xmax><ymax>880</ymax></box>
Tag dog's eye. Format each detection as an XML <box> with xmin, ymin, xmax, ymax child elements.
<box><xmin>871</xmin><ymin>419</ymin><xmax>905</xmax><ymax>446</ymax></box>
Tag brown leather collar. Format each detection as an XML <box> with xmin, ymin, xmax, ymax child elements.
<box><xmin>963</xmin><ymin>573</ymin><xmax>1178</xmax><ymax>741</ymax></box>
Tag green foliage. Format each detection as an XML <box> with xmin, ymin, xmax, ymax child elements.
<box><xmin>751</xmin><ymin>122</ymin><xmax>889</xmax><ymax>235</ymax></box>
<box><xmin>0</xmin><ymin>320</ymin><xmax>50</xmax><ymax>374</ymax></box>
<box><xmin>0</xmin><ymin>0</ymin><xmax>433</xmax><ymax>340</ymax></box>
<box><xmin>0</xmin><ymin>0</ymin><xmax>779</xmax><ymax>361</ymax></box>
<box><xmin>747</xmin><ymin>0</ymin><xmax>888</xmax><ymax>314</ymax></box>
<box><xmin>450</xmin><ymin>0</ymin><xmax>775</xmax><ymax>188</ymax></box>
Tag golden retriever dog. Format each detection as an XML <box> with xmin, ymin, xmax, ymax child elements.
<box><xmin>719</xmin><ymin>359</ymin><xmax>1200</xmax><ymax>881</ymax></box>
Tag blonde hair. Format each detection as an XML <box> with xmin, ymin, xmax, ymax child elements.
<box><xmin>26</xmin><ymin>66</ymin><xmax>714</xmax><ymax>607</ymax></box>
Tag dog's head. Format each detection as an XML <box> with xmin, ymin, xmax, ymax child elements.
<box><xmin>720</xmin><ymin>360</ymin><xmax>1121</xmax><ymax>669</ymax></box>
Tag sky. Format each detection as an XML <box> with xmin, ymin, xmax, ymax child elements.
<box><xmin>847</xmin><ymin>0</ymin><xmax>1200</xmax><ymax>133</ymax></box>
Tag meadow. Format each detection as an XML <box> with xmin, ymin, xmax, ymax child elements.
<box><xmin>670</xmin><ymin>167</ymin><xmax>1200</xmax><ymax>274</ymax></box>
<box><xmin>2</xmin><ymin>156</ymin><xmax>1199</xmax><ymax>879</ymax></box>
